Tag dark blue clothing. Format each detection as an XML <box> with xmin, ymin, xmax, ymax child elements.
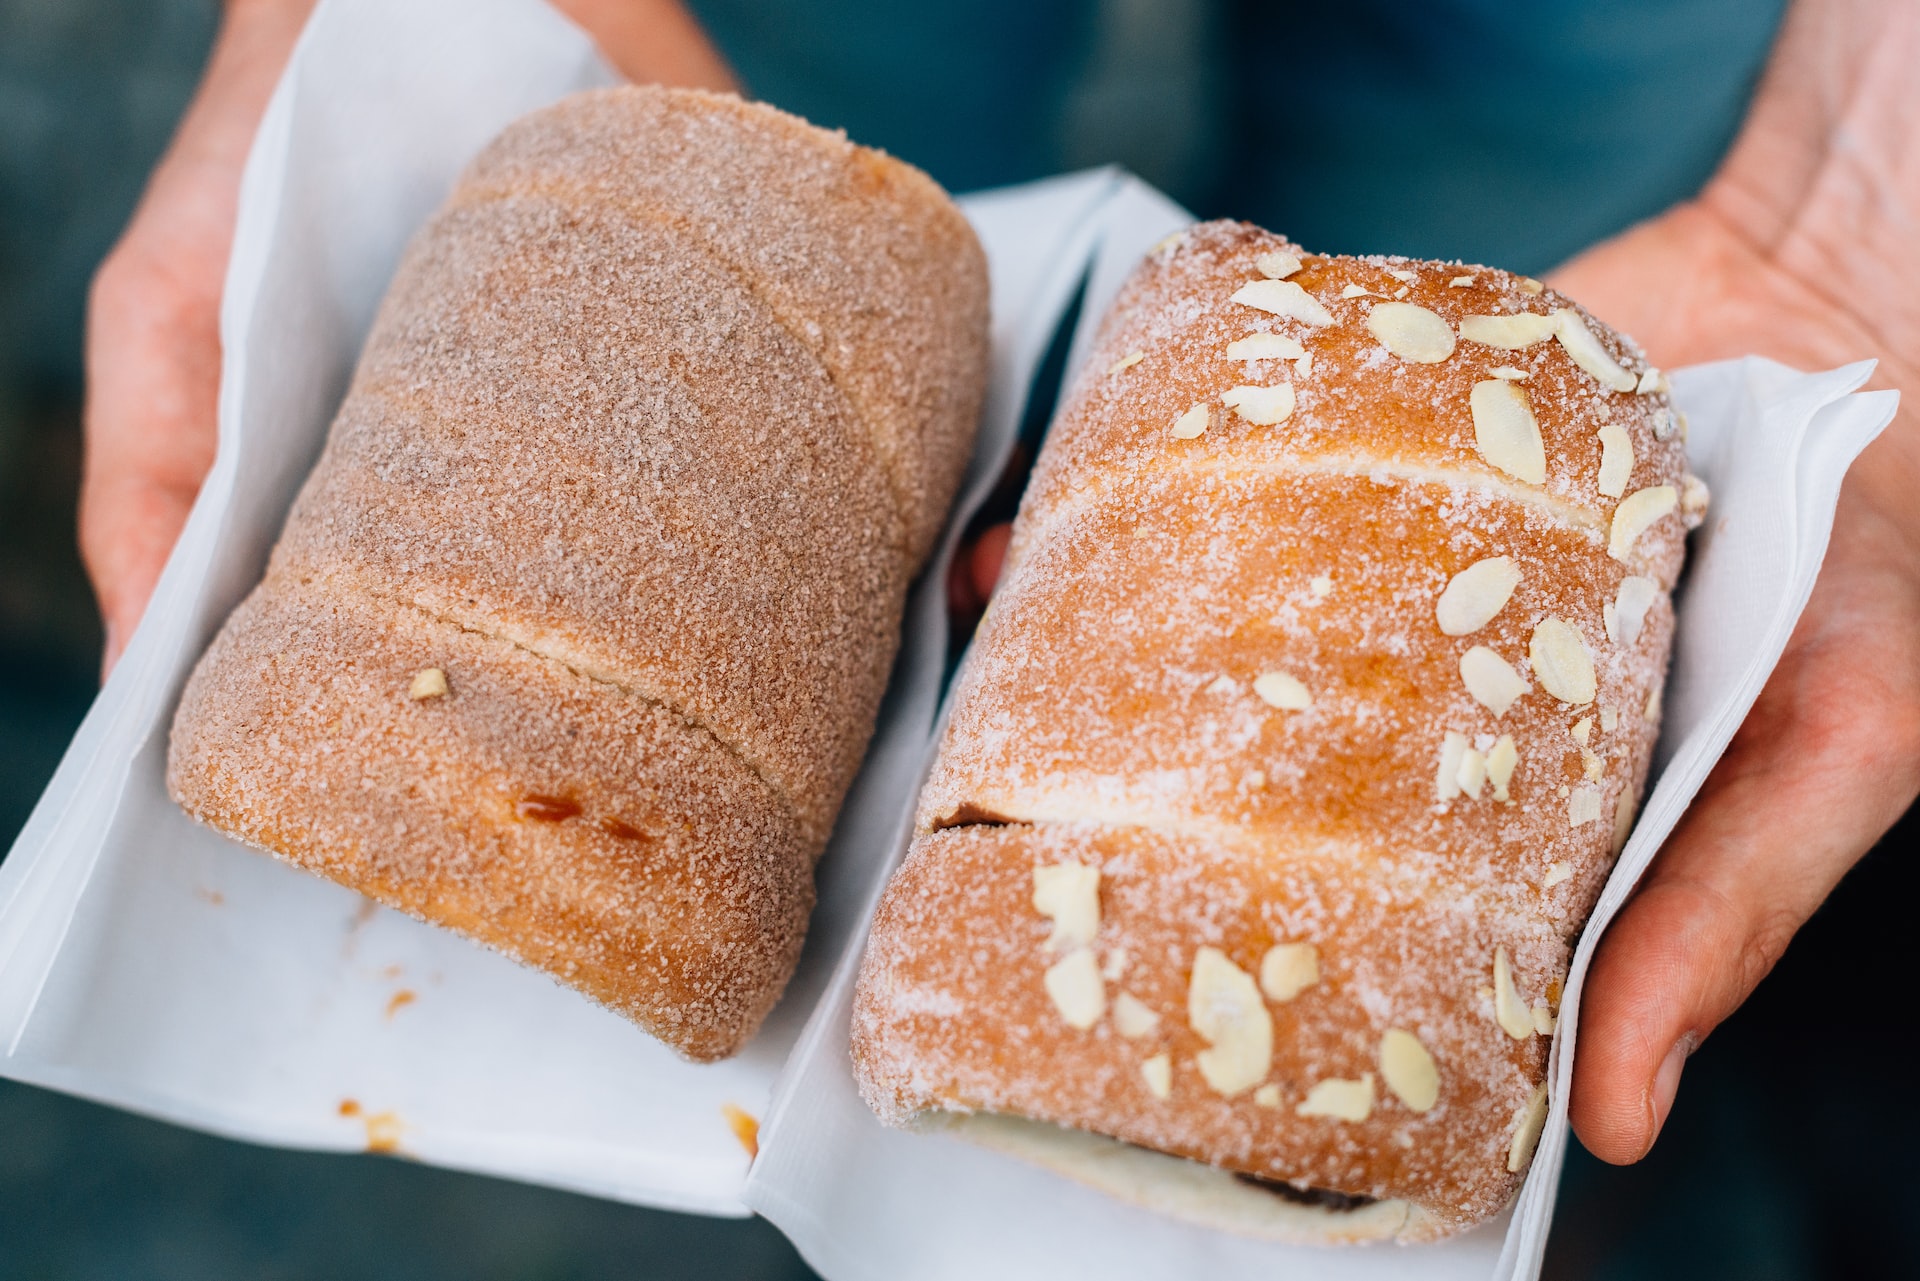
<box><xmin>690</xmin><ymin>0</ymin><xmax>1786</xmax><ymax>271</ymax></box>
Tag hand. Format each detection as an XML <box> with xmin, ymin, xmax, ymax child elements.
<box><xmin>82</xmin><ymin>0</ymin><xmax>316</xmax><ymax>675</ymax></box>
<box><xmin>1547</xmin><ymin>0</ymin><xmax>1920</xmax><ymax>1164</ymax></box>
<box><xmin>80</xmin><ymin>0</ymin><xmax>733</xmax><ymax>677</ymax></box>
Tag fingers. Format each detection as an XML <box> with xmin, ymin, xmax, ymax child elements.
<box><xmin>947</xmin><ymin>522</ymin><xmax>1013</xmax><ymax>622</ymax></box>
<box><xmin>79</xmin><ymin>0</ymin><xmax>314</xmax><ymax>676</ymax></box>
<box><xmin>549</xmin><ymin>0</ymin><xmax>738</xmax><ymax>91</ymax></box>
<box><xmin>966</xmin><ymin>523</ymin><xmax>1013</xmax><ymax>601</ymax></box>
<box><xmin>1571</xmin><ymin>495</ymin><xmax>1920</xmax><ymax>1162</ymax></box>
<box><xmin>81</xmin><ymin>252</ymin><xmax>222</xmax><ymax>674</ymax></box>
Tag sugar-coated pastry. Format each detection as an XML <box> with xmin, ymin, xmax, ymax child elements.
<box><xmin>852</xmin><ymin>222</ymin><xmax>1702</xmax><ymax>1239</ymax></box>
<box><xmin>168</xmin><ymin>86</ymin><xmax>989</xmax><ymax>1062</ymax></box>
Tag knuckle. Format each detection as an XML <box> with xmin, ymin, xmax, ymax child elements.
<box><xmin>1736</xmin><ymin>906</ymin><xmax>1802</xmax><ymax>999</ymax></box>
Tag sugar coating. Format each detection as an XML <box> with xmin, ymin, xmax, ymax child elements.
<box><xmin>168</xmin><ymin>87</ymin><xmax>991</xmax><ymax>1061</ymax></box>
<box><xmin>852</xmin><ymin>222</ymin><xmax>1691</xmax><ymax>1234</ymax></box>
<box><xmin>459</xmin><ymin>87</ymin><xmax>990</xmax><ymax>563</ymax></box>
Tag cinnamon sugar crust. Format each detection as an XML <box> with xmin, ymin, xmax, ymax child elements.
<box><xmin>853</xmin><ymin>222</ymin><xmax>1698</xmax><ymax>1234</ymax></box>
<box><xmin>168</xmin><ymin>87</ymin><xmax>989</xmax><ymax>1061</ymax></box>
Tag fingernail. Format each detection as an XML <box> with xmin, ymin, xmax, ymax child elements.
<box><xmin>1649</xmin><ymin>1033</ymin><xmax>1698</xmax><ymax>1142</ymax></box>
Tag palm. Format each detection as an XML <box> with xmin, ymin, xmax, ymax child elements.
<box><xmin>1542</xmin><ymin>22</ymin><xmax>1920</xmax><ymax>1157</ymax></box>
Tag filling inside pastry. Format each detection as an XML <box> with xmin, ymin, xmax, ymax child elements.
<box><xmin>928</xmin><ymin>1111</ymin><xmax>1425</xmax><ymax>1243</ymax></box>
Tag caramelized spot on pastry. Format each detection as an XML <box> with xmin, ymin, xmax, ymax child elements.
<box><xmin>516</xmin><ymin>794</ymin><xmax>582</xmax><ymax>823</ymax></box>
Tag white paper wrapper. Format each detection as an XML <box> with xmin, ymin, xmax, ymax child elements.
<box><xmin>0</xmin><ymin>0</ymin><xmax>1897</xmax><ymax>1275</ymax></box>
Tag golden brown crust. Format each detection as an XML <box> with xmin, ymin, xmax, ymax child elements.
<box><xmin>853</xmin><ymin>222</ymin><xmax>1695</xmax><ymax>1233</ymax></box>
<box><xmin>171</xmin><ymin>573</ymin><xmax>811</xmax><ymax>1061</ymax></box>
<box><xmin>855</xmin><ymin>824</ymin><xmax>1554</xmax><ymax>1234</ymax></box>
<box><xmin>168</xmin><ymin>86</ymin><xmax>989</xmax><ymax>1060</ymax></box>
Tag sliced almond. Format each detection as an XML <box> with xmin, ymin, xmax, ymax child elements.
<box><xmin>1460</xmin><ymin>647</ymin><xmax>1529</xmax><ymax>716</ymax></box>
<box><xmin>1385</xmin><ymin>268</ymin><xmax>1419</xmax><ymax>284</ymax></box>
<box><xmin>1596</xmin><ymin>422</ymin><xmax>1634</xmax><ymax>497</ymax></box>
<box><xmin>1339</xmin><ymin>283</ymin><xmax>1375</xmax><ymax>299</ymax></box>
<box><xmin>1253</xmin><ymin>671</ymin><xmax>1312</xmax><ymax>710</ymax></box>
<box><xmin>1226</xmin><ymin>332</ymin><xmax>1304</xmax><ymax>361</ymax></box>
<box><xmin>1379</xmin><ymin>1029</ymin><xmax>1440</xmax><ymax>1113</ymax></box>
<box><xmin>408</xmin><ymin>667</ymin><xmax>449</xmax><ymax>700</ymax></box>
<box><xmin>1449</xmin><ymin>274</ymin><xmax>1475</xmax><ymax>287</ymax></box>
<box><xmin>1256</xmin><ymin>251</ymin><xmax>1302</xmax><ymax>279</ymax></box>
<box><xmin>1600</xmin><ymin>704</ymin><xmax>1619</xmax><ymax>732</ymax></box>
<box><xmin>1459</xmin><ymin>312</ymin><xmax>1558</xmax><ymax>350</ymax></box>
<box><xmin>1260</xmin><ymin>942</ymin><xmax>1320</xmax><ymax>1002</ymax></box>
<box><xmin>1567</xmin><ymin>784</ymin><xmax>1605</xmax><ymax>827</ymax></box>
<box><xmin>1609</xmin><ymin>485</ymin><xmax>1679</xmax><ymax>561</ymax></box>
<box><xmin>1107</xmin><ymin>350</ymin><xmax>1145</xmax><ymax>375</ymax></box>
<box><xmin>1189</xmin><ymin>947</ymin><xmax>1273</xmax><ymax>1097</ymax></box>
<box><xmin>1644</xmin><ymin>684</ymin><xmax>1664</xmax><ymax>722</ymax></box>
<box><xmin>1365</xmin><ymin>302</ymin><xmax>1456</xmax><ymax>363</ymax></box>
<box><xmin>1293</xmin><ymin>352</ymin><xmax>1314</xmax><ymax>379</ymax></box>
<box><xmin>1232</xmin><ymin>279</ymin><xmax>1334</xmax><ymax>326</ymax></box>
<box><xmin>1436</xmin><ymin>556</ymin><xmax>1522</xmax><ymax>636</ymax></box>
<box><xmin>1519</xmin><ymin>277</ymin><xmax>1545</xmax><ymax>295</ymax></box>
<box><xmin>1494</xmin><ymin>947</ymin><xmax>1533</xmax><ymax>1040</ymax></box>
<box><xmin>1612</xmin><ymin>786</ymin><xmax>1637</xmax><ymax>855</ymax></box>
<box><xmin>1297</xmin><ymin>1075</ymin><xmax>1374</xmax><ymax>1122</ymax></box>
<box><xmin>1636</xmin><ymin>367</ymin><xmax>1668</xmax><ymax>395</ymax></box>
<box><xmin>1489</xmin><ymin>365</ymin><xmax>1530</xmax><ymax>381</ymax></box>
<box><xmin>1435</xmin><ymin>731</ymin><xmax>1470</xmax><ymax>802</ymax></box>
<box><xmin>1580</xmin><ymin>745</ymin><xmax>1605</xmax><ymax>781</ymax></box>
<box><xmin>1542</xmin><ymin>861</ymin><xmax>1572</xmax><ymax>888</ymax></box>
<box><xmin>1487</xmin><ymin>735</ymin><xmax>1519</xmax><ymax>802</ymax></box>
<box><xmin>1113</xmin><ymin>992</ymin><xmax>1161</xmax><ymax>1040</ymax></box>
<box><xmin>1604</xmin><ymin>575</ymin><xmax>1660</xmax><ymax>647</ymax></box>
<box><xmin>1222</xmin><ymin>383</ymin><xmax>1296</xmax><ymax>425</ymax></box>
<box><xmin>1171</xmin><ymin>402</ymin><xmax>1212</xmax><ymax>439</ymax></box>
<box><xmin>1507</xmin><ymin>1083</ymin><xmax>1550</xmax><ymax>1172</ymax></box>
<box><xmin>1456</xmin><ymin>747</ymin><xmax>1488</xmax><ymax>799</ymax></box>
<box><xmin>1680</xmin><ymin>474</ymin><xmax>1710</xmax><ymax>526</ymax></box>
<box><xmin>1141</xmin><ymin>1053</ymin><xmax>1173</xmax><ymax>1099</ymax></box>
<box><xmin>1532</xmin><ymin>1002</ymin><xmax>1557</xmax><ymax>1035</ymax></box>
<box><xmin>1103</xmin><ymin>947</ymin><xmax>1131</xmax><ymax>981</ymax></box>
<box><xmin>1529</xmin><ymin>618</ymin><xmax>1596</xmax><ymax>705</ymax></box>
<box><xmin>1044</xmin><ymin>949</ymin><xmax>1105</xmax><ymax>1030</ymax></box>
<box><xmin>1551</xmin><ymin>309</ymin><xmax>1637</xmax><ymax>391</ymax></box>
<box><xmin>1253</xmin><ymin>1084</ymin><xmax>1282</xmax><ymax>1108</ymax></box>
<box><xmin>1571</xmin><ymin>717</ymin><xmax>1592</xmax><ymax>746</ymax></box>
<box><xmin>1469</xmin><ymin>380</ymin><xmax>1547</xmax><ymax>484</ymax></box>
<box><xmin>1032</xmin><ymin>862</ymin><xmax>1101</xmax><ymax>952</ymax></box>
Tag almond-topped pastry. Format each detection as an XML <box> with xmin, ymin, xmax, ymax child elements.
<box><xmin>851</xmin><ymin>221</ymin><xmax>1702</xmax><ymax>1240</ymax></box>
<box><xmin>167</xmin><ymin>86</ymin><xmax>989</xmax><ymax>1061</ymax></box>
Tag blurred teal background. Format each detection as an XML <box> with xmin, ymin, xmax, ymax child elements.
<box><xmin>6</xmin><ymin>0</ymin><xmax>1918</xmax><ymax>1277</ymax></box>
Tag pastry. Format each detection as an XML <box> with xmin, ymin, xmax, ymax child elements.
<box><xmin>852</xmin><ymin>222</ymin><xmax>1702</xmax><ymax>1238</ymax></box>
<box><xmin>168</xmin><ymin>86</ymin><xmax>989</xmax><ymax>1061</ymax></box>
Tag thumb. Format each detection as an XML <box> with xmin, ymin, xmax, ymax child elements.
<box><xmin>1570</xmin><ymin>516</ymin><xmax>1920</xmax><ymax>1163</ymax></box>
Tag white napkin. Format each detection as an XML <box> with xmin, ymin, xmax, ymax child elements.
<box><xmin>0</xmin><ymin>0</ymin><xmax>1895</xmax><ymax>1276</ymax></box>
